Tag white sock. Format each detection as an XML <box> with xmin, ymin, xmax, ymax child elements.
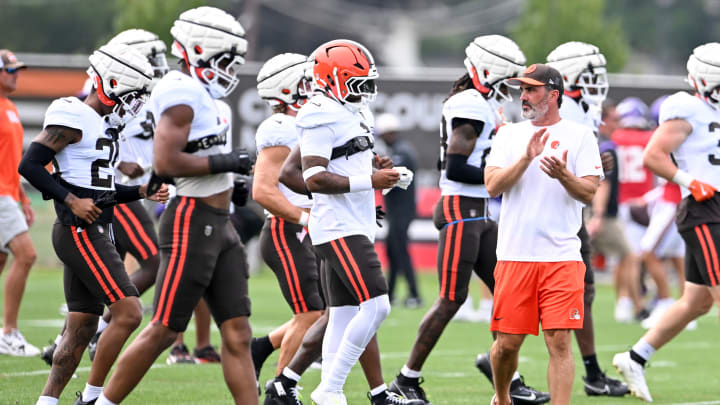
<box><xmin>401</xmin><ymin>365</ymin><xmax>422</xmax><ymax>378</ymax></box>
<box><xmin>35</xmin><ymin>396</ymin><xmax>58</xmax><ymax>405</ymax></box>
<box><xmin>82</xmin><ymin>383</ymin><xmax>103</xmax><ymax>401</ymax></box>
<box><xmin>97</xmin><ymin>318</ymin><xmax>109</xmax><ymax>334</ymax></box>
<box><xmin>321</xmin><ymin>306</ymin><xmax>358</xmax><ymax>382</ymax></box>
<box><xmin>632</xmin><ymin>339</ymin><xmax>657</xmax><ymax>361</ymax></box>
<box><xmin>325</xmin><ymin>340</ymin><xmax>364</xmax><ymax>392</ymax></box>
<box><xmin>54</xmin><ymin>334</ymin><xmax>62</xmax><ymax>345</ymax></box>
<box><xmin>512</xmin><ymin>371</ymin><xmax>521</xmax><ymax>382</ymax></box>
<box><xmin>369</xmin><ymin>384</ymin><xmax>387</xmax><ymax>397</ymax></box>
<box><xmin>95</xmin><ymin>393</ymin><xmax>117</xmax><ymax>405</ymax></box>
<box><xmin>283</xmin><ymin>367</ymin><xmax>301</xmax><ymax>382</ymax></box>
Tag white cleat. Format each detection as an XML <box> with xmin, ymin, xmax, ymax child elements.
<box><xmin>613</xmin><ymin>352</ymin><xmax>652</xmax><ymax>402</ymax></box>
<box><xmin>311</xmin><ymin>388</ymin><xmax>347</xmax><ymax>405</ymax></box>
<box><xmin>0</xmin><ymin>329</ymin><xmax>41</xmax><ymax>357</ymax></box>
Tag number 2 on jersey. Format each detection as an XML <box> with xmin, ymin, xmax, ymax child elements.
<box><xmin>91</xmin><ymin>138</ymin><xmax>119</xmax><ymax>187</ymax></box>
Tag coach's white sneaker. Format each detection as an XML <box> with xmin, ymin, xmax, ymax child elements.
<box><xmin>311</xmin><ymin>388</ymin><xmax>347</xmax><ymax>405</ymax></box>
<box><xmin>613</xmin><ymin>352</ymin><xmax>652</xmax><ymax>402</ymax></box>
<box><xmin>0</xmin><ymin>329</ymin><xmax>41</xmax><ymax>357</ymax></box>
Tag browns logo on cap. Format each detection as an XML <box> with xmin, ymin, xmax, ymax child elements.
<box><xmin>508</xmin><ymin>63</ymin><xmax>563</xmax><ymax>93</ymax></box>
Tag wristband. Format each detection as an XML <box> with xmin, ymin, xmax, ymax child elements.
<box><xmin>298</xmin><ymin>211</ymin><xmax>310</xmax><ymax>227</ymax></box>
<box><xmin>672</xmin><ymin>169</ymin><xmax>694</xmax><ymax>188</ymax></box>
<box><xmin>349</xmin><ymin>175</ymin><xmax>372</xmax><ymax>192</ymax></box>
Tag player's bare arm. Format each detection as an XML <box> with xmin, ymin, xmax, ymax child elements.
<box><xmin>447</xmin><ymin>122</ymin><xmax>478</xmax><ymax>156</ymax></box>
<box><xmin>485</xmin><ymin>127</ymin><xmax>548</xmax><ymax>197</ymax></box>
<box><xmin>253</xmin><ymin>145</ymin><xmax>308</xmax><ymax>223</ymax></box>
<box><xmin>152</xmin><ymin>104</ymin><xmax>208</xmax><ymax>177</ymax></box>
<box><xmin>279</xmin><ymin>144</ymin><xmax>307</xmax><ymax>194</ymax></box>
<box><xmin>445</xmin><ymin>120</ymin><xmax>487</xmax><ymax>183</ymax></box>
<box><xmin>643</xmin><ymin>119</ymin><xmax>692</xmax><ymax>181</ymax></box>
<box><xmin>302</xmin><ymin>155</ymin><xmax>399</xmax><ymax>194</ymax></box>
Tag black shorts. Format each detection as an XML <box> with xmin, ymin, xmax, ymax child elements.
<box><xmin>577</xmin><ymin>223</ymin><xmax>594</xmax><ymax>284</ymax></box>
<box><xmin>152</xmin><ymin>197</ymin><xmax>251</xmax><ymax>332</ymax></box>
<box><xmin>112</xmin><ymin>200</ymin><xmax>159</xmax><ymax>262</ymax></box>
<box><xmin>259</xmin><ymin>217</ymin><xmax>324</xmax><ymax>314</ymax></box>
<box><xmin>432</xmin><ymin>195</ymin><xmax>496</xmax><ymax>302</ymax></box>
<box><xmin>314</xmin><ymin>235</ymin><xmax>388</xmax><ymax>307</ymax></box>
<box><xmin>52</xmin><ymin>221</ymin><xmax>139</xmax><ymax>315</ymax></box>
<box><xmin>681</xmin><ymin>223</ymin><xmax>720</xmax><ymax>287</ymax></box>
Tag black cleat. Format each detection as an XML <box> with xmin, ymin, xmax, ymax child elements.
<box><xmin>166</xmin><ymin>343</ymin><xmax>195</xmax><ymax>364</ymax></box>
<box><xmin>264</xmin><ymin>377</ymin><xmax>303</xmax><ymax>405</ymax></box>
<box><xmin>194</xmin><ymin>345</ymin><xmax>221</xmax><ymax>363</ymax></box>
<box><xmin>87</xmin><ymin>331</ymin><xmax>101</xmax><ymax>362</ymax></box>
<box><xmin>41</xmin><ymin>342</ymin><xmax>56</xmax><ymax>366</ymax></box>
<box><xmin>368</xmin><ymin>391</ymin><xmax>425</xmax><ymax>404</ymax></box>
<box><xmin>388</xmin><ymin>374</ymin><xmax>432</xmax><ymax>404</ymax></box>
<box><xmin>583</xmin><ymin>372</ymin><xmax>630</xmax><ymax>397</ymax></box>
<box><xmin>509</xmin><ymin>376</ymin><xmax>550</xmax><ymax>405</ymax></box>
<box><xmin>73</xmin><ymin>391</ymin><xmax>97</xmax><ymax>405</ymax></box>
<box><xmin>475</xmin><ymin>352</ymin><xmax>494</xmax><ymax>385</ymax></box>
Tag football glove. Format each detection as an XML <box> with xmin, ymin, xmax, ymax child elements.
<box><xmin>208</xmin><ymin>148</ymin><xmax>254</xmax><ymax>175</ymax></box>
<box><xmin>689</xmin><ymin>179</ymin><xmax>717</xmax><ymax>202</ymax></box>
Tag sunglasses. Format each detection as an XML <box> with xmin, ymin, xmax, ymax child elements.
<box><xmin>2</xmin><ymin>67</ymin><xmax>21</xmax><ymax>74</ymax></box>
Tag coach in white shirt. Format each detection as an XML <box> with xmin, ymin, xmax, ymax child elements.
<box><xmin>484</xmin><ymin>64</ymin><xmax>603</xmax><ymax>405</ymax></box>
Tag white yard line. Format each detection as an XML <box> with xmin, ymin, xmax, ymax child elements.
<box><xmin>671</xmin><ymin>401</ymin><xmax>720</xmax><ymax>405</ymax></box>
<box><xmin>1</xmin><ymin>363</ymin><xmax>169</xmax><ymax>378</ymax></box>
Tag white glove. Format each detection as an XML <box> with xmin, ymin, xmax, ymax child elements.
<box><xmin>382</xmin><ymin>166</ymin><xmax>414</xmax><ymax>195</ymax></box>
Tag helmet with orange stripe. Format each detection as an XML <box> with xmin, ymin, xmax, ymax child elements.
<box><xmin>546</xmin><ymin>42</ymin><xmax>608</xmax><ymax>106</ymax></box>
<box><xmin>170</xmin><ymin>6</ymin><xmax>247</xmax><ymax>99</ymax></box>
<box><xmin>464</xmin><ymin>35</ymin><xmax>527</xmax><ymax>105</ymax></box>
<box><xmin>108</xmin><ymin>29</ymin><xmax>169</xmax><ymax>85</ymax></box>
<box><xmin>87</xmin><ymin>43</ymin><xmax>154</xmax><ymax>128</ymax></box>
<box><xmin>687</xmin><ymin>42</ymin><xmax>720</xmax><ymax>110</ymax></box>
<box><xmin>311</xmin><ymin>39</ymin><xmax>379</xmax><ymax>105</ymax></box>
<box><xmin>257</xmin><ymin>53</ymin><xmax>313</xmax><ymax>111</ymax></box>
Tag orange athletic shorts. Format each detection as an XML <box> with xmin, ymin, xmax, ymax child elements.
<box><xmin>490</xmin><ymin>260</ymin><xmax>585</xmax><ymax>335</ymax></box>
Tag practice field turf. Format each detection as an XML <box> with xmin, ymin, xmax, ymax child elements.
<box><xmin>1</xmin><ymin>201</ymin><xmax>719</xmax><ymax>404</ymax></box>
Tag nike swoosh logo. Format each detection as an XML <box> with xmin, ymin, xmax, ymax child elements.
<box><xmin>584</xmin><ymin>383</ymin><xmax>610</xmax><ymax>394</ymax></box>
<box><xmin>493</xmin><ymin>317</ymin><xmax>503</xmax><ymax>321</ymax></box>
<box><xmin>512</xmin><ymin>392</ymin><xmax>537</xmax><ymax>401</ymax></box>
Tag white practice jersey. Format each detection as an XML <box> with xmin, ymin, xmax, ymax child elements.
<box><xmin>149</xmin><ymin>70</ymin><xmax>232</xmax><ymax>198</ymax></box>
<box><xmin>115</xmin><ymin>104</ymin><xmax>154</xmax><ymax>186</ymax></box>
<box><xmin>256</xmin><ymin>113</ymin><xmax>312</xmax><ymax>210</ymax></box>
<box><xmin>439</xmin><ymin>89</ymin><xmax>499</xmax><ymax>198</ymax></box>
<box><xmin>297</xmin><ymin>94</ymin><xmax>376</xmax><ymax>245</ymax></box>
<box><xmin>215</xmin><ymin>99</ymin><xmax>233</xmax><ymax>153</ymax></box>
<box><xmin>660</xmin><ymin>91</ymin><xmax>720</xmax><ymax>198</ymax></box>
<box><xmin>44</xmin><ymin>97</ymin><xmax>117</xmax><ymax>191</ymax></box>
<box><xmin>559</xmin><ymin>95</ymin><xmax>598</xmax><ymax>132</ymax></box>
<box><xmin>487</xmin><ymin>119</ymin><xmax>603</xmax><ymax>261</ymax></box>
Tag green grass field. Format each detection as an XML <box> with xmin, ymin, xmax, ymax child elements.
<box><xmin>1</xmin><ymin>200</ymin><xmax>719</xmax><ymax>404</ymax></box>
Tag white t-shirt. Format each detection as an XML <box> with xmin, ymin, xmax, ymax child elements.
<box><xmin>659</xmin><ymin>91</ymin><xmax>720</xmax><ymax>198</ymax></box>
<box><xmin>44</xmin><ymin>96</ymin><xmax>116</xmax><ymax>191</ymax></box>
<box><xmin>256</xmin><ymin>113</ymin><xmax>313</xmax><ymax>210</ymax></box>
<box><xmin>297</xmin><ymin>94</ymin><xmax>376</xmax><ymax>245</ymax></box>
<box><xmin>149</xmin><ymin>70</ymin><xmax>232</xmax><ymax>198</ymax></box>
<box><xmin>438</xmin><ymin>89</ymin><xmax>499</xmax><ymax>198</ymax></box>
<box><xmin>486</xmin><ymin>118</ymin><xmax>603</xmax><ymax>261</ymax></box>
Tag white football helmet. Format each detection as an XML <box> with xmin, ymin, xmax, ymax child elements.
<box><xmin>464</xmin><ymin>35</ymin><xmax>526</xmax><ymax>104</ymax></box>
<box><xmin>87</xmin><ymin>43</ymin><xmax>154</xmax><ymax>128</ymax></box>
<box><xmin>687</xmin><ymin>42</ymin><xmax>720</xmax><ymax>110</ymax></box>
<box><xmin>546</xmin><ymin>42</ymin><xmax>608</xmax><ymax>106</ymax></box>
<box><xmin>170</xmin><ymin>6</ymin><xmax>247</xmax><ymax>98</ymax></box>
<box><xmin>108</xmin><ymin>29</ymin><xmax>169</xmax><ymax>81</ymax></box>
<box><xmin>257</xmin><ymin>53</ymin><xmax>313</xmax><ymax>111</ymax></box>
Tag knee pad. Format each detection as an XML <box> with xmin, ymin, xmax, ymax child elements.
<box><xmin>361</xmin><ymin>294</ymin><xmax>391</xmax><ymax>324</ymax></box>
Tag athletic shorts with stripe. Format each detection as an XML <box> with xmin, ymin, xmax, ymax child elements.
<box><xmin>52</xmin><ymin>221</ymin><xmax>139</xmax><ymax>315</ymax></box>
<box><xmin>681</xmin><ymin>223</ymin><xmax>720</xmax><ymax>287</ymax></box>
<box><xmin>112</xmin><ymin>200</ymin><xmax>158</xmax><ymax>262</ymax></box>
<box><xmin>259</xmin><ymin>217</ymin><xmax>324</xmax><ymax>314</ymax></box>
<box><xmin>314</xmin><ymin>235</ymin><xmax>388</xmax><ymax>307</ymax></box>
<box><xmin>152</xmin><ymin>196</ymin><xmax>251</xmax><ymax>332</ymax></box>
<box><xmin>432</xmin><ymin>195</ymin><xmax>497</xmax><ymax>302</ymax></box>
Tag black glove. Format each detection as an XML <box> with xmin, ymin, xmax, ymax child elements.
<box><xmin>93</xmin><ymin>191</ymin><xmax>118</xmax><ymax>209</ymax></box>
<box><xmin>208</xmin><ymin>148</ymin><xmax>253</xmax><ymax>175</ymax></box>
<box><xmin>147</xmin><ymin>170</ymin><xmax>173</xmax><ymax>197</ymax></box>
<box><xmin>232</xmin><ymin>178</ymin><xmax>250</xmax><ymax>207</ymax></box>
<box><xmin>375</xmin><ymin>204</ymin><xmax>386</xmax><ymax>227</ymax></box>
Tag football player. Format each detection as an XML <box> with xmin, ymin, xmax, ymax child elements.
<box><xmin>96</xmin><ymin>7</ymin><xmax>255</xmax><ymax>405</ymax></box>
<box><xmin>613</xmin><ymin>42</ymin><xmax>720</xmax><ymax>403</ymax></box>
<box><xmin>546</xmin><ymin>41</ymin><xmax>630</xmax><ymax>397</ymax></box>
<box><xmin>18</xmin><ymin>43</ymin><xmax>167</xmax><ymax>405</ymax></box>
<box><xmin>388</xmin><ymin>35</ymin><xmax>549</xmax><ymax>405</ymax></box>
<box><xmin>252</xmin><ymin>52</ymin><xmax>325</xmax><ymax>378</ymax></box>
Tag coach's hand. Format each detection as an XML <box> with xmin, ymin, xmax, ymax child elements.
<box><xmin>689</xmin><ymin>179</ymin><xmax>717</xmax><ymax>202</ymax></box>
<box><xmin>66</xmin><ymin>195</ymin><xmax>102</xmax><ymax>224</ymax></box>
<box><xmin>525</xmin><ymin>128</ymin><xmax>549</xmax><ymax>160</ymax></box>
<box><xmin>371</xmin><ymin>169</ymin><xmax>400</xmax><ymax>189</ymax></box>
<box><xmin>540</xmin><ymin>150</ymin><xmax>569</xmax><ymax>180</ymax></box>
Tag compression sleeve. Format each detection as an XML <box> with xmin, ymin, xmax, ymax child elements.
<box><xmin>18</xmin><ymin>142</ymin><xmax>70</xmax><ymax>202</ymax></box>
<box><xmin>445</xmin><ymin>153</ymin><xmax>485</xmax><ymax>184</ymax></box>
<box><xmin>114</xmin><ymin>183</ymin><xmax>142</xmax><ymax>203</ymax></box>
